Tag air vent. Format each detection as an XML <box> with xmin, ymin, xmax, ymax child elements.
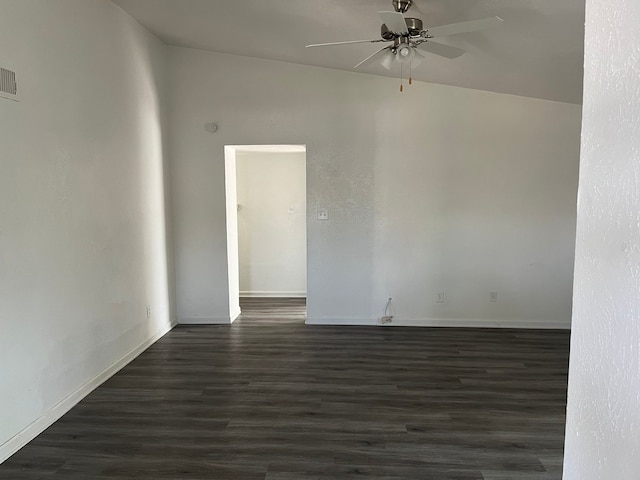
<box><xmin>0</xmin><ymin>67</ymin><xmax>19</xmax><ymax>101</ymax></box>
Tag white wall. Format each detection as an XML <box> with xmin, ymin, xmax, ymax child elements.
<box><xmin>236</xmin><ymin>150</ymin><xmax>306</xmax><ymax>297</ymax></box>
<box><xmin>168</xmin><ymin>47</ymin><xmax>582</xmax><ymax>327</ymax></box>
<box><xmin>0</xmin><ymin>0</ymin><xmax>173</xmax><ymax>462</ymax></box>
<box><xmin>563</xmin><ymin>0</ymin><xmax>640</xmax><ymax>477</ymax></box>
<box><xmin>223</xmin><ymin>147</ymin><xmax>240</xmax><ymax>323</ymax></box>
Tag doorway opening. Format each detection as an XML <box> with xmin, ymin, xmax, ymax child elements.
<box><xmin>224</xmin><ymin>145</ymin><xmax>307</xmax><ymax>323</ymax></box>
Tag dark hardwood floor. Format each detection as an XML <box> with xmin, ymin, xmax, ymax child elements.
<box><xmin>1</xmin><ymin>298</ymin><xmax>570</xmax><ymax>479</ymax></box>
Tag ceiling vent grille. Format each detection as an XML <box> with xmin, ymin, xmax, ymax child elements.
<box><xmin>0</xmin><ymin>67</ymin><xmax>19</xmax><ymax>101</ymax></box>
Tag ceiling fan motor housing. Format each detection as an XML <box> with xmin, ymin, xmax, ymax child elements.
<box><xmin>405</xmin><ymin>18</ymin><xmax>423</xmax><ymax>35</ymax></box>
<box><xmin>380</xmin><ymin>17</ymin><xmax>423</xmax><ymax>40</ymax></box>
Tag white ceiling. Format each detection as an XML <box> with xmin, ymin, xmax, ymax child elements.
<box><xmin>113</xmin><ymin>0</ymin><xmax>585</xmax><ymax>104</ymax></box>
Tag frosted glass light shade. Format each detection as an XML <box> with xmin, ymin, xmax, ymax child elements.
<box><xmin>380</xmin><ymin>50</ymin><xmax>396</xmax><ymax>70</ymax></box>
<box><xmin>412</xmin><ymin>48</ymin><xmax>426</xmax><ymax>67</ymax></box>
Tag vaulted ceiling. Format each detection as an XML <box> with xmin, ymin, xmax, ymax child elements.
<box><xmin>113</xmin><ymin>0</ymin><xmax>585</xmax><ymax>104</ymax></box>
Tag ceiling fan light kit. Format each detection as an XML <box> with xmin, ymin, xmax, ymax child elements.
<box><xmin>305</xmin><ymin>0</ymin><xmax>503</xmax><ymax>92</ymax></box>
<box><xmin>396</xmin><ymin>40</ymin><xmax>414</xmax><ymax>64</ymax></box>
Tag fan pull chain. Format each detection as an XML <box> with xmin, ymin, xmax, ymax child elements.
<box><xmin>400</xmin><ymin>64</ymin><xmax>404</xmax><ymax>92</ymax></box>
<box><xmin>409</xmin><ymin>62</ymin><xmax>413</xmax><ymax>85</ymax></box>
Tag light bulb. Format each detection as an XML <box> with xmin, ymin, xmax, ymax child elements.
<box><xmin>396</xmin><ymin>44</ymin><xmax>414</xmax><ymax>64</ymax></box>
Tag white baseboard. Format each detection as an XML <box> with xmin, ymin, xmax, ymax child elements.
<box><xmin>379</xmin><ymin>317</ymin><xmax>570</xmax><ymax>329</ymax></box>
<box><xmin>306</xmin><ymin>317</ymin><xmax>376</xmax><ymax>326</ymax></box>
<box><xmin>306</xmin><ymin>316</ymin><xmax>570</xmax><ymax>329</ymax></box>
<box><xmin>0</xmin><ymin>321</ymin><xmax>176</xmax><ymax>464</ymax></box>
<box><xmin>177</xmin><ymin>316</ymin><xmax>234</xmax><ymax>325</ymax></box>
<box><xmin>229</xmin><ymin>305</ymin><xmax>241</xmax><ymax>323</ymax></box>
<box><xmin>177</xmin><ymin>308</ymin><xmax>241</xmax><ymax>325</ymax></box>
<box><xmin>240</xmin><ymin>291</ymin><xmax>306</xmax><ymax>298</ymax></box>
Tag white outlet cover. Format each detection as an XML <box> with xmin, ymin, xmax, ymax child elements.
<box><xmin>317</xmin><ymin>208</ymin><xmax>328</xmax><ymax>220</ymax></box>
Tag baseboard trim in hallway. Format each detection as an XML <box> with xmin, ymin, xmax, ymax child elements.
<box><xmin>0</xmin><ymin>321</ymin><xmax>176</xmax><ymax>464</ymax></box>
<box><xmin>240</xmin><ymin>291</ymin><xmax>306</xmax><ymax>298</ymax></box>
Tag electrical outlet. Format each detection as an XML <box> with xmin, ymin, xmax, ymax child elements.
<box><xmin>436</xmin><ymin>291</ymin><xmax>445</xmax><ymax>303</ymax></box>
<box><xmin>317</xmin><ymin>208</ymin><xmax>329</xmax><ymax>220</ymax></box>
<box><xmin>146</xmin><ymin>305</ymin><xmax>151</xmax><ymax>318</ymax></box>
<box><xmin>489</xmin><ymin>291</ymin><xmax>498</xmax><ymax>303</ymax></box>
<box><xmin>381</xmin><ymin>316</ymin><xmax>393</xmax><ymax>324</ymax></box>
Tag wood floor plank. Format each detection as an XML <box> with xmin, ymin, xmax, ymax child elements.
<box><xmin>1</xmin><ymin>298</ymin><xmax>569</xmax><ymax>479</ymax></box>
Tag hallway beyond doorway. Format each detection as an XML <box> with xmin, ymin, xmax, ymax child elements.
<box><xmin>239</xmin><ymin>297</ymin><xmax>306</xmax><ymax>324</ymax></box>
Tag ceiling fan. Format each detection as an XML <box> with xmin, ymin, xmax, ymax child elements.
<box><xmin>306</xmin><ymin>0</ymin><xmax>503</xmax><ymax>90</ymax></box>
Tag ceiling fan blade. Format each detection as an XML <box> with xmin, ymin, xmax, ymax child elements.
<box><xmin>418</xmin><ymin>41</ymin><xmax>466</xmax><ymax>59</ymax></box>
<box><xmin>354</xmin><ymin>47</ymin><xmax>392</xmax><ymax>69</ymax></box>
<box><xmin>426</xmin><ymin>16</ymin><xmax>503</xmax><ymax>37</ymax></box>
<box><xmin>306</xmin><ymin>39</ymin><xmax>385</xmax><ymax>48</ymax></box>
<box><xmin>378</xmin><ymin>11</ymin><xmax>409</xmax><ymax>35</ymax></box>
